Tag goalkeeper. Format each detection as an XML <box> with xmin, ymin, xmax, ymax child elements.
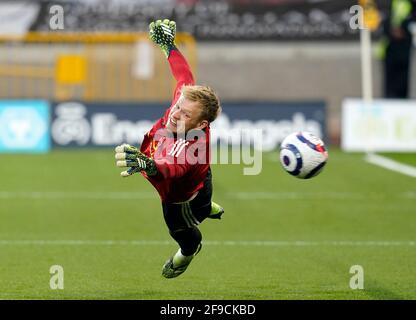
<box><xmin>115</xmin><ymin>19</ymin><xmax>224</xmax><ymax>279</ymax></box>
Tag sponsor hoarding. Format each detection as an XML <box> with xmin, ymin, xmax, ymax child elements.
<box><xmin>342</xmin><ymin>99</ymin><xmax>416</xmax><ymax>152</ymax></box>
<box><xmin>0</xmin><ymin>100</ymin><xmax>50</xmax><ymax>153</ymax></box>
<box><xmin>51</xmin><ymin>101</ymin><xmax>326</xmax><ymax>152</ymax></box>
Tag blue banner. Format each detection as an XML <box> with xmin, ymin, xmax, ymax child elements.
<box><xmin>0</xmin><ymin>100</ymin><xmax>50</xmax><ymax>153</ymax></box>
<box><xmin>50</xmin><ymin>101</ymin><xmax>326</xmax><ymax>151</ymax></box>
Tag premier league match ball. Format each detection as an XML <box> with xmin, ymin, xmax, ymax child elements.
<box><xmin>279</xmin><ymin>131</ymin><xmax>328</xmax><ymax>179</ymax></box>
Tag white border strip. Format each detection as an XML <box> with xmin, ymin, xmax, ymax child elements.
<box><xmin>0</xmin><ymin>240</ymin><xmax>414</xmax><ymax>247</ymax></box>
<box><xmin>365</xmin><ymin>153</ymin><xmax>416</xmax><ymax>178</ymax></box>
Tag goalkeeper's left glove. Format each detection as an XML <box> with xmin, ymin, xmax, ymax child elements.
<box><xmin>115</xmin><ymin>144</ymin><xmax>157</xmax><ymax>177</ymax></box>
<box><xmin>149</xmin><ymin>19</ymin><xmax>176</xmax><ymax>58</ymax></box>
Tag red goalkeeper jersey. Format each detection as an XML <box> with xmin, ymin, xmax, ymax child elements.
<box><xmin>139</xmin><ymin>49</ymin><xmax>211</xmax><ymax>203</ymax></box>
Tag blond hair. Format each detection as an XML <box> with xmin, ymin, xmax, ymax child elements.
<box><xmin>181</xmin><ymin>85</ymin><xmax>222</xmax><ymax>123</ymax></box>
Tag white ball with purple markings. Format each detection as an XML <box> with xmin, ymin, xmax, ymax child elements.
<box><xmin>279</xmin><ymin>131</ymin><xmax>328</xmax><ymax>179</ymax></box>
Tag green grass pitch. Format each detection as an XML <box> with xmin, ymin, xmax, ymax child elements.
<box><xmin>0</xmin><ymin>148</ymin><xmax>415</xmax><ymax>300</ymax></box>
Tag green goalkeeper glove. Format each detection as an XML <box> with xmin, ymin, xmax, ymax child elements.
<box><xmin>115</xmin><ymin>144</ymin><xmax>157</xmax><ymax>177</ymax></box>
<box><xmin>149</xmin><ymin>19</ymin><xmax>176</xmax><ymax>58</ymax></box>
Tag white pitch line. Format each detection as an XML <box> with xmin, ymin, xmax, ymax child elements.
<box><xmin>0</xmin><ymin>240</ymin><xmax>414</xmax><ymax>247</ymax></box>
<box><xmin>365</xmin><ymin>153</ymin><xmax>416</xmax><ymax>178</ymax></box>
<box><xmin>231</xmin><ymin>192</ymin><xmax>364</xmax><ymax>200</ymax></box>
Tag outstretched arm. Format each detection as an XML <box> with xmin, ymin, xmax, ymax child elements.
<box><xmin>168</xmin><ymin>49</ymin><xmax>195</xmax><ymax>103</ymax></box>
<box><xmin>149</xmin><ymin>19</ymin><xmax>195</xmax><ymax>103</ymax></box>
<box><xmin>115</xmin><ymin>143</ymin><xmax>189</xmax><ymax>179</ymax></box>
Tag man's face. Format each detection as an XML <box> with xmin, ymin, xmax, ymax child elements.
<box><xmin>166</xmin><ymin>96</ymin><xmax>208</xmax><ymax>134</ymax></box>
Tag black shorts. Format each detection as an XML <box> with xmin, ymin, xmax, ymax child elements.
<box><xmin>162</xmin><ymin>169</ymin><xmax>212</xmax><ymax>232</ymax></box>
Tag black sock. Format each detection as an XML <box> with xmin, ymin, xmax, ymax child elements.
<box><xmin>170</xmin><ymin>227</ymin><xmax>202</xmax><ymax>256</ymax></box>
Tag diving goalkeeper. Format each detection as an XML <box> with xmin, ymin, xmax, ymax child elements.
<box><xmin>115</xmin><ymin>19</ymin><xmax>224</xmax><ymax>279</ymax></box>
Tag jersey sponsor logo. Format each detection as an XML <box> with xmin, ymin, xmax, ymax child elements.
<box><xmin>168</xmin><ymin>138</ymin><xmax>189</xmax><ymax>158</ymax></box>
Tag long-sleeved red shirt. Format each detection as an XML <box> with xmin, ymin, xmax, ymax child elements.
<box><xmin>139</xmin><ymin>49</ymin><xmax>211</xmax><ymax>203</ymax></box>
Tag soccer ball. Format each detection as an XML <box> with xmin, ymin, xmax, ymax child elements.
<box><xmin>279</xmin><ymin>131</ymin><xmax>328</xmax><ymax>179</ymax></box>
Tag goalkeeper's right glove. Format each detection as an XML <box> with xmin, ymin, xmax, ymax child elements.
<box><xmin>149</xmin><ymin>19</ymin><xmax>177</xmax><ymax>58</ymax></box>
<box><xmin>115</xmin><ymin>144</ymin><xmax>157</xmax><ymax>178</ymax></box>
